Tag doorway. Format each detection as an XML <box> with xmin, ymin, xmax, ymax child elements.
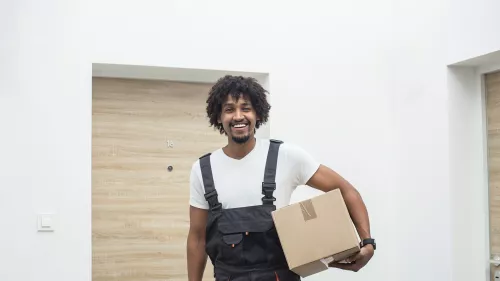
<box><xmin>486</xmin><ymin>70</ymin><xmax>500</xmax><ymax>280</ymax></box>
<box><xmin>91</xmin><ymin>77</ymin><xmax>227</xmax><ymax>280</ymax></box>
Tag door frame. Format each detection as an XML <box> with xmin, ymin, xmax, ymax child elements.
<box><xmin>448</xmin><ymin>50</ymin><xmax>500</xmax><ymax>281</ymax></box>
<box><xmin>482</xmin><ymin>65</ymin><xmax>500</xmax><ymax>272</ymax></box>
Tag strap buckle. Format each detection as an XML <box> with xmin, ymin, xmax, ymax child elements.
<box><xmin>262</xmin><ymin>182</ymin><xmax>276</xmax><ymax>196</ymax></box>
<box><xmin>262</xmin><ymin>182</ymin><xmax>276</xmax><ymax>204</ymax></box>
<box><xmin>204</xmin><ymin>190</ymin><xmax>217</xmax><ymax>200</ymax></box>
<box><xmin>204</xmin><ymin>190</ymin><xmax>221</xmax><ymax>211</ymax></box>
<box><xmin>262</xmin><ymin>197</ymin><xmax>276</xmax><ymax>204</ymax></box>
<box><xmin>211</xmin><ymin>202</ymin><xmax>222</xmax><ymax>212</ymax></box>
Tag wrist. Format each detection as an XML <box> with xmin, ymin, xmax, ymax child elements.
<box><xmin>360</xmin><ymin>238</ymin><xmax>376</xmax><ymax>250</ymax></box>
<box><xmin>363</xmin><ymin>243</ymin><xmax>374</xmax><ymax>251</ymax></box>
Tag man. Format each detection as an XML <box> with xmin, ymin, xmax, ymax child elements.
<box><xmin>187</xmin><ymin>75</ymin><xmax>375</xmax><ymax>281</ymax></box>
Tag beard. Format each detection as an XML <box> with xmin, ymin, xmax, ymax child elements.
<box><xmin>232</xmin><ymin>134</ymin><xmax>250</xmax><ymax>144</ymax></box>
<box><xmin>228</xmin><ymin>120</ymin><xmax>252</xmax><ymax>144</ymax></box>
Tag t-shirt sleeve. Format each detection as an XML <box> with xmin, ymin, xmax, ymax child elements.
<box><xmin>286</xmin><ymin>143</ymin><xmax>321</xmax><ymax>186</ymax></box>
<box><xmin>189</xmin><ymin>160</ymin><xmax>209</xmax><ymax>210</ymax></box>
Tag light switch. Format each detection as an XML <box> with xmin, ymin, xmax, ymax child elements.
<box><xmin>37</xmin><ymin>214</ymin><xmax>55</xmax><ymax>232</ymax></box>
<box><xmin>41</xmin><ymin>217</ymin><xmax>52</xmax><ymax>227</ymax></box>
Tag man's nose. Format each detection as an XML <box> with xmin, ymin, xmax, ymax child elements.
<box><xmin>233</xmin><ymin>109</ymin><xmax>244</xmax><ymax>120</ymax></box>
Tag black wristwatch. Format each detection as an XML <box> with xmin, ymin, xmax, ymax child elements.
<box><xmin>360</xmin><ymin>238</ymin><xmax>376</xmax><ymax>250</ymax></box>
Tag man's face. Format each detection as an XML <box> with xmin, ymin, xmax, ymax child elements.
<box><xmin>219</xmin><ymin>94</ymin><xmax>259</xmax><ymax>144</ymax></box>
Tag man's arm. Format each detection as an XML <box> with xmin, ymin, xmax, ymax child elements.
<box><xmin>186</xmin><ymin>206</ymin><xmax>208</xmax><ymax>281</ymax></box>
<box><xmin>289</xmin><ymin>143</ymin><xmax>373</xmax><ymax>272</ymax></box>
<box><xmin>306</xmin><ymin>164</ymin><xmax>371</xmax><ymax>240</ymax></box>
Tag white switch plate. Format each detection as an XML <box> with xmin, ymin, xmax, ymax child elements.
<box><xmin>37</xmin><ymin>214</ymin><xmax>55</xmax><ymax>232</ymax></box>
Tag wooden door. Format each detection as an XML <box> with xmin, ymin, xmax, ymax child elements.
<box><xmin>486</xmin><ymin>71</ymin><xmax>500</xmax><ymax>280</ymax></box>
<box><xmin>92</xmin><ymin>77</ymin><xmax>226</xmax><ymax>281</ymax></box>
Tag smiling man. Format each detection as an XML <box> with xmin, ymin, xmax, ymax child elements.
<box><xmin>186</xmin><ymin>75</ymin><xmax>375</xmax><ymax>281</ymax></box>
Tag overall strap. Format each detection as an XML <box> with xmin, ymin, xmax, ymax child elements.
<box><xmin>262</xmin><ymin>139</ymin><xmax>283</xmax><ymax>205</ymax></box>
<box><xmin>199</xmin><ymin>153</ymin><xmax>222</xmax><ymax>213</ymax></box>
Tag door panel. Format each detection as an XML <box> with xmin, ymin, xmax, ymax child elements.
<box><xmin>92</xmin><ymin>77</ymin><xmax>226</xmax><ymax>281</ymax></box>
<box><xmin>486</xmin><ymin>71</ymin><xmax>500</xmax><ymax>281</ymax></box>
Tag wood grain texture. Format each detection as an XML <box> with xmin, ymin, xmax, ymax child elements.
<box><xmin>486</xmin><ymin>71</ymin><xmax>500</xmax><ymax>281</ymax></box>
<box><xmin>92</xmin><ymin>77</ymin><xmax>227</xmax><ymax>281</ymax></box>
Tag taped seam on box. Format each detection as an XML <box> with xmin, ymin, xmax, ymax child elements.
<box><xmin>299</xmin><ymin>199</ymin><xmax>317</xmax><ymax>221</ymax></box>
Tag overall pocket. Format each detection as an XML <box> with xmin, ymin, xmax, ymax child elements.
<box><xmin>219</xmin><ymin>232</ymin><xmax>244</xmax><ymax>266</ymax></box>
<box><xmin>217</xmin><ymin>206</ymin><xmax>277</xmax><ymax>266</ymax></box>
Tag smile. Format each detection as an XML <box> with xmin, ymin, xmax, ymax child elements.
<box><xmin>232</xmin><ymin>123</ymin><xmax>248</xmax><ymax>128</ymax></box>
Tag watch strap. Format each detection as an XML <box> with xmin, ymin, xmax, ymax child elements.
<box><xmin>360</xmin><ymin>238</ymin><xmax>376</xmax><ymax>250</ymax></box>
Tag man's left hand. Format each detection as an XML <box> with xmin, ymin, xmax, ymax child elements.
<box><xmin>328</xmin><ymin>244</ymin><xmax>374</xmax><ymax>272</ymax></box>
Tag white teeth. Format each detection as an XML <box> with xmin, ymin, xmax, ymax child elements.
<box><xmin>234</xmin><ymin>124</ymin><xmax>246</xmax><ymax>128</ymax></box>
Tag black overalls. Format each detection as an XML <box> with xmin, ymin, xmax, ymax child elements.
<box><xmin>199</xmin><ymin>139</ymin><xmax>301</xmax><ymax>281</ymax></box>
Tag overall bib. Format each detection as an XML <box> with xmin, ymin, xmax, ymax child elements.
<box><xmin>199</xmin><ymin>139</ymin><xmax>301</xmax><ymax>281</ymax></box>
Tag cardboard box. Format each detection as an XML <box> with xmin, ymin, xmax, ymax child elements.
<box><xmin>271</xmin><ymin>189</ymin><xmax>360</xmax><ymax>277</ymax></box>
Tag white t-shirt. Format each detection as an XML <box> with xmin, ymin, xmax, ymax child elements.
<box><xmin>189</xmin><ymin>138</ymin><xmax>321</xmax><ymax>210</ymax></box>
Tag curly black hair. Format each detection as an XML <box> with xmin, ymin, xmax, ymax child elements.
<box><xmin>206</xmin><ymin>75</ymin><xmax>271</xmax><ymax>135</ymax></box>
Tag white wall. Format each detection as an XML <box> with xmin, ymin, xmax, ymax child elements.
<box><xmin>1</xmin><ymin>0</ymin><xmax>499</xmax><ymax>281</ymax></box>
<box><xmin>448</xmin><ymin>0</ymin><xmax>500</xmax><ymax>64</ymax></box>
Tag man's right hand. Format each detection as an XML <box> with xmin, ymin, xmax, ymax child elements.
<box><xmin>187</xmin><ymin>206</ymin><xmax>209</xmax><ymax>281</ymax></box>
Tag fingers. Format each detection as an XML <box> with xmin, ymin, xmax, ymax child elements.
<box><xmin>328</xmin><ymin>262</ymin><xmax>360</xmax><ymax>272</ymax></box>
<box><xmin>337</xmin><ymin>253</ymin><xmax>362</xmax><ymax>266</ymax></box>
<box><xmin>329</xmin><ymin>253</ymin><xmax>365</xmax><ymax>272</ymax></box>
<box><xmin>329</xmin><ymin>247</ymin><xmax>374</xmax><ymax>273</ymax></box>
<box><xmin>345</xmin><ymin>252</ymin><xmax>362</xmax><ymax>263</ymax></box>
